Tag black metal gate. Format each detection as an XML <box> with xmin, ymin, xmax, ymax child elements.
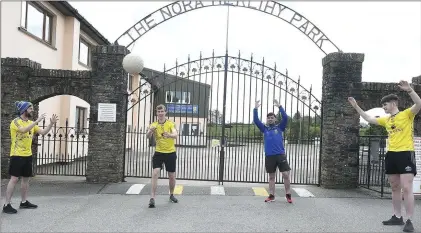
<box><xmin>124</xmin><ymin>51</ymin><xmax>322</xmax><ymax>185</ymax></box>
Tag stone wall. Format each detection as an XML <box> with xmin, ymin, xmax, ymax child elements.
<box><xmin>1</xmin><ymin>58</ymin><xmax>91</xmax><ymax>178</ymax></box>
<box><xmin>1</xmin><ymin>45</ymin><xmax>129</xmax><ymax>183</ymax></box>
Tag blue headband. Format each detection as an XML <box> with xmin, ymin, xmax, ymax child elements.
<box><xmin>15</xmin><ymin>101</ymin><xmax>33</xmax><ymax>115</ymax></box>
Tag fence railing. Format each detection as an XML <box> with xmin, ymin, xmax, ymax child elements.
<box><xmin>358</xmin><ymin>135</ymin><xmax>391</xmax><ymax>196</ymax></box>
<box><xmin>33</xmin><ymin>120</ymin><xmax>89</xmax><ymax>176</ymax></box>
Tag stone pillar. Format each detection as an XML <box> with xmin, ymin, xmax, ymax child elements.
<box><xmin>85</xmin><ymin>46</ymin><xmax>129</xmax><ymax>183</ymax></box>
<box><xmin>1</xmin><ymin>58</ymin><xmax>41</xmax><ymax>178</ymax></box>
<box><xmin>320</xmin><ymin>52</ymin><xmax>365</xmax><ymax>189</ymax></box>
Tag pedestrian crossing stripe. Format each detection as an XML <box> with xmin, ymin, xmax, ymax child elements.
<box><xmin>122</xmin><ymin>184</ymin><xmax>315</xmax><ymax>197</ymax></box>
<box><xmin>126</xmin><ymin>184</ymin><xmax>145</xmax><ymax>195</ymax></box>
<box><xmin>252</xmin><ymin>187</ymin><xmax>269</xmax><ymax>196</ymax></box>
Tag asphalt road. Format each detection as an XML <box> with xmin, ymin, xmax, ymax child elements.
<box><xmin>1</xmin><ymin>194</ymin><xmax>420</xmax><ymax>232</ymax></box>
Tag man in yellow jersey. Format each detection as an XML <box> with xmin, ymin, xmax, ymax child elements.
<box><xmin>3</xmin><ymin>101</ymin><xmax>58</xmax><ymax>214</ymax></box>
<box><xmin>146</xmin><ymin>104</ymin><xmax>178</xmax><ymax>208</ymax></box>
<box><xmin>348</xmin><ymin>80</ymin><xmax>419</xmax><ymax>232</ymax></box>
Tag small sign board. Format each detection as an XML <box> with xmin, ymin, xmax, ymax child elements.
<box><xmin>97</xmin><ymin>103</ymin><xmax>116</xmax><ymax>122</ymax></box>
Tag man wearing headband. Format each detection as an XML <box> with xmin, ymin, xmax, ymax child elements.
<box><xmin>3</xmin><ymin>101</ymin><xmax>58</xmax><ymax>214</ymax></box>
<box><xmin>348</xmin><ymin>80</ymin><xmax>419</xmax><ymax>233</ymax></box>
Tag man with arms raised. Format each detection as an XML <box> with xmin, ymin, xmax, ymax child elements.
<box><xmin>348</xmin><ymin>80</ymin><xmax>419</xmax><ymax>232</ymax></box>
<box><xmin>3</xmin><ymin>101</ymin><xmax>58</xmax><ymax>214</ymax></box>
<box><xmin>253</xmin><ymin>99</ymin><xmax>292</xmax><ymax>203</ymax></box>
<box><xmin>146</xmin><ymin>104</ymin><xmax>179</xmax><ymax>208</ymax></box>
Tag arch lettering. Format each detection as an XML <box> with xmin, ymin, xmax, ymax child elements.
<box><xmin>114</xmin><ymin>1</ymin><xmax>341</xmax><ymax>55</ymax></box>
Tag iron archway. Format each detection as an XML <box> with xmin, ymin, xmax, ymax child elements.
<box><xmin>114</xmin><ymin>1</ymin><xmax>341</xmax><ymax>55</ymax></box>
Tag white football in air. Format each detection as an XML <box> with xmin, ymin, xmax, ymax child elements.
<box><xmin>122</xmin><ymin>53</ymin><xmax>144</xmax><ymax>74</ymax></box>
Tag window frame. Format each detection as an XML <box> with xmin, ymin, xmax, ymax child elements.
<box><xmin>21</xmin><ymin>1</ymin><xmax>53</xmax><ymax>44</ymax></box>
<box><xmin>165</xmin><ymin>91</ymin><xmax>191</xmax><ymax>104</ymax></box>
<box><xmin>75</xmin><ymin>106</ymin><xmax>88</xmax><ymax>134</ymax></box>
<box><xmin>78</xmin><ymin>37</ymin><xmax>91</xmax><ymax>67</ymax></box>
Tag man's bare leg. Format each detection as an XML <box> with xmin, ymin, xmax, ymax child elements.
<box><xmin>149</xmin><ymin>168</ymin><xmax>160</xmax><ymax>208</ymax></box>
<box><xmin>168</xmin><ymin>172</ymin><xmax>178</xmax><ymax>203</ymax></box>
<box><xmin>282</xmin><ymin>171</ymin><xmax>292</xmax><ymax>203</ymax></box>
<box><xmin>401</xmin><ymin>173</ymin><xmax>415</xmax><ymax>232</ymax></box>
<box><xmin>168</xmin><ymin>172</ymin><xmax>176</xmax><ymax>194</ymax></box>
<box><xmin>401</xmin><ymin>174</ymin><xmax>415</xmax><ymax>219</ymax></box>
<box><xmin>5</xmin><ymin>176</ymin><xmax>19</xmax><ymax>205</ymax></box>
<box><xmin>268</xmin><ymin>173</ymin><xmax>276</xmax><ymax>195</ymax></box>
<box><xmin>281</xmin><ymin>171</ymin><xmax>291</xmax><ymax>194</ymax></box>
<box><xmin>382</xmin><ymin>174</ymin><xmax>405</xmax><ymax>225</ymax></box>
<box><xmin>20</xmin><ymin>177</ymin><xmax>29</xmax><ymax>203</ymax></box>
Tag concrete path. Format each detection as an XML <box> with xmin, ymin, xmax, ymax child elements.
<box><xmin>1</xmin><ymin>176</ymin><xmax>420</xmax><ymax>232</ymax></box>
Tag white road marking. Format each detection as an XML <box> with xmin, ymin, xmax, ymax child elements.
<box><xmin>292</xmin><ymin>188</ymin><xmax>315</xmax><ymax>197</ymax></box>
<box><xmin>126</xmin><ymin>184</ymin><xmax>145</xmax><ymax>195</ymax></box>
<box><xmin>211</xmin><ymin>186</ymin><xmax>225</xmax><ymax>195</ymax></box>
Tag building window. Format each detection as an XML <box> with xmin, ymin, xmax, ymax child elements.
<box><xmin>79</xmin><ymin>38</ymin><xmax>91</xmax><ymax>66</ymax></box>
<box><xmin>165</xmin><ymin>91</ymin><xmax>191</xmax><ymax>104</ymax></box>
<box><xmin>21</xmin><ymin>1</ymin><xmax>53</xmax><ymax>44</ymax></box>
<box><xmin>75</xmin><ymin>106</ymin><xmax>88</xmax><ymax>134</ymax></box>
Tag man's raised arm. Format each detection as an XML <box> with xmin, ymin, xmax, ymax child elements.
<box><xmin>398</xmin><ymin>80</ymin><xmax>421</xmax><ymax>115</ymax></box>
<box><xmin>253</xmin><ymin>101</ymin><xmax>265</xmax><ymax>132</ymax></box>
<box><xmin>278</xmin><ymin>105</ymin><xmax>288</xmax><ymax>131</ymax></box>
<box><xmin>347</xmin><ymin>97</ymin><xmax>379</xmax><ymax>125</ymax></box>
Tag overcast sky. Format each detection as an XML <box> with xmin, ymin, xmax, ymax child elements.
<box><xmin>69</xmin><ymin>1</ymin><xmax>421</xmax><ymax>122</ymax></box>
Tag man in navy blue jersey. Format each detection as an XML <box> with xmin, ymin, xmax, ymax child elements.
<box><xmin>253</xmin><ymin>99</ymin><xmax>292</xmax><ymax>203</ymax></box>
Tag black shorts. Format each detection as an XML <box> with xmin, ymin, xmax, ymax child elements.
<box><xmin>152</xmin><ymin>152</ymin><xmax>177</xmax><ymax>172</ymax></box>
<box><xmin>385</xmin><ymin>151</ymin><xmax>417</xmax><ymax>176</ymax></box>
<box><xmin>9</xmin><ymin>156</ymin><xmax>33</xmax><ymax>177</ymax></box>
<box><xmin>265</xmin><ymin>154</ymin><xmax>291</xmax><ymax>173</ymax></box>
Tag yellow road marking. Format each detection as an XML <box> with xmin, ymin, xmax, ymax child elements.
<box><xmin>252</xmin><ymin>187</ymin><xmax>269</xmax><ymax>196</ymax></box>
<box><xmin>172</xmin><ymin>185</ymin><xmax>183</xmax><ymax>195</ymax></box>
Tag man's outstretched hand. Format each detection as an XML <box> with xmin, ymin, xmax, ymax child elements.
<box><xmin>255</xmin><ymin>100</ymin><xmax>261</xmax><ymax>109</ymax></box>
<box><xmin>398</xmin><ymin>80</ymin><xmax>412</xmax><ymax>92</ymax></box>
<box><xmin>348</xmin><ymin>97</ymin><xmax>358</xmax><ymax>108</ymax></box>
<box><xmin>273</xmin><ymin>99</ymin><xmax>280</xmax><ymax>108</ymax></box>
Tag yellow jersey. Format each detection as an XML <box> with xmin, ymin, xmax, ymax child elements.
<box><xmin>376</xmin><ymin>108</ymin><xmax>415</xmax><ymax>151</ymax></box>
<box><xmin>10</xmin><ymin>118</ymin><xmax>40</xmax><ymax>157</ymax></box>
<box><xmin>150</xmin><ymin>120</ymin><xmax>177</xmax><ymax>153</ymax></box>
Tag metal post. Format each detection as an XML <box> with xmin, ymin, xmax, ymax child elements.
<box><xmin>218</xmin><ymin>5</ymin><xmax>230</xmax><ymax>185</ymax></box>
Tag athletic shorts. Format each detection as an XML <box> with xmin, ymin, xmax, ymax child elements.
<box><xmin>265</xmin><ymin>154</ymin><xmax>291</xmax><ymax>173</ymax></box>
<box><xmin>9</xmin><ymin>156</ymin><xmax>33</xmax><ymax>177</ymax></box>
<box><xmin>152</xmin><ymin>152</ymin><xmax>177</xmax><ymax>172</ymax></box>
<box><xmin>385</xmin><ymin>151</ymin><xmax>417</xmax><ymax>176</ymax></box>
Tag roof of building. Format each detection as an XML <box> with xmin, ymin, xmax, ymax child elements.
<box><xmin>48</xmin><ymin>1</ymin><xmax>111</xmax><ymax>45</ymax></box>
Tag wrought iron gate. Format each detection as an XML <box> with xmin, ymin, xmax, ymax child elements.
<box><xmin>124</xmin><ymin>51</ymin><xmax>322</xmax><ymax>185</ymax></box>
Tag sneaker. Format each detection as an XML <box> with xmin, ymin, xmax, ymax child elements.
<box><xmin>382</xmin><ymin>215</ymin><xmax>404</xmax><ymax>225</ymax></box>
<box><xmin>148</xmin><ymin>198</ymin><xmax>155</xmax><ymax>208</ymax></box>
<box><xmin>2</xmin><ymin>204</ymin><xmax>17</xmax><ymax>214</ymax></box>
<box><xmin>265</xmin><ymin>194</ymin><xmax>275</xmax><ymax>202</ymax></box>
<box><xmin>169</xmin><ymin>194</ymin><xmax>178</xmax><ymax>203</ymax></box>
<box><xmin>286</xmin><ymin>194</ymin><xmax>293</xmax><ymax>203</ymax></box>
<box><xmin>19</xmin><ymin>201</ymin><xmax>37</xmax><ymax>209</ymax></box>
<box><xmin>403</xmin><ymin>219</ymin><xmax>414</xmax><ymax>232</ymax></box>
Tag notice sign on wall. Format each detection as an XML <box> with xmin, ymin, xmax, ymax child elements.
<box><xmin>413</xmin><ymin>137</ymin><xmax>421</xmax><ymax>195</ymax></box>
<box><xmin>97</xmin><ymin>103</ymin><xmax>117</xmax><ymax>122</ymax></box>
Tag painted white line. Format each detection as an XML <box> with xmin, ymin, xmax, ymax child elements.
<box><xmin>126</xmin><ymin>184</ymin><xmax>145</xmax><ymax>195</ymax></box>
<box><xmin>292</xmin><ymin>188</ymin><xmax>315</xmax><ymax>197</ymax></box>
<box><xmin>211</xmin><ymin>186</ymin><xmax>225</xmax><ymax>195</ymax></box>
